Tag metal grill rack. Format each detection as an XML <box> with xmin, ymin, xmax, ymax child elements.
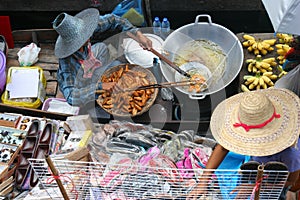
<box><xmin>28</xmin><ymin>158</ymin><xmax>288</xmax><ymax>200</ymax></box>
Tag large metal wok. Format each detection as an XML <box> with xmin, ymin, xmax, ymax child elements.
<box><xmin>160</xmin><ymin>15</ymin><xmax>244</xmax><ymax>99</ymax></box>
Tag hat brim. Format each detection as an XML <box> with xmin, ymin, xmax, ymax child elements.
<box><xmin>210</xmin><ymin>88</ymin><xmax>300</xmax><ymax>156</ymax></box>
<box><xmin>54</xmin><ymin>8</ymin><xmax>99</xmax><ymax>58</ymax></box>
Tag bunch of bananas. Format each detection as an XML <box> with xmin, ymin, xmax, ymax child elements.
<box><xmin>242</xmin><ymin>34</ymin><xmax>276</xmax><ymax>55</ymax></box>
<box><xmin>241</xmin><ymin>72</ymin><xmax>277</xmax><ymax>92</ymax></box>
<box><xmin>276</xmin><ymin>33</ymin><xmax>293</xmax><ymax>44</ymax></box>
<box><xmin>275</xmin><ymin>44</ymin><xmax>291</xmax><ymax>64</ymax></box>
<box><xmin>246</xmin><ymin>55</ymin><xmax>277</xmax><ymax>73</ymax></box>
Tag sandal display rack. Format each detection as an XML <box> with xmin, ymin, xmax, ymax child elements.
<box><xmin>28</xmin><ymin>158</ymin><xmax>288</xmax><ymax>200</ymax></box>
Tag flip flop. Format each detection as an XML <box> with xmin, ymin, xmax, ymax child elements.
<box><xmin>264</xmin><ymin>161</ymin><xmax>288</xmax><ymax>184</ymax></box>
<box><xmin>240</xmin><ymin>161</ymin><xmax>261</xmax><ymax>184</ymax></box>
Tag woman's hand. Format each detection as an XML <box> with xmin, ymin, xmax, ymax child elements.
<box><xmin>135</xmin><ymin>31</ymin><xmax>152</xmax><ymax>50</ymax></box>
<box><xmin>186</xmin><ymin>173</ymin><xmax>210</xmax><ymax>200</ymax></box>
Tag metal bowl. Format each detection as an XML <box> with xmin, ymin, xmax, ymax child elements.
<box><xmin>161</xmin><ymin>15</ymin><xmax>244</xmax><ymax>99</ymax></box>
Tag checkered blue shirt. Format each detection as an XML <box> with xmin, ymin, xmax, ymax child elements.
<box><xmin>57</xmin><ymin>14</ymin><xmax>137</xmax><ymax>106</ymax></box>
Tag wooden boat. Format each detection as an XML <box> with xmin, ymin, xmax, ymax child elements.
<box><xmin>1</xmin><ymin>28</ymin><xmax>214</xmax><ymax>134</ymax></box>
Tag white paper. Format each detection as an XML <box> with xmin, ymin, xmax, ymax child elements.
<box><xmin>46</xmin><ymin>99</ymin><xmax>80</xmax><ymax>115</ymax></box>
<box><xmin>6</xmin><ymin>68</ymin><xmax>39</xmax><ymax>98</ymax></box>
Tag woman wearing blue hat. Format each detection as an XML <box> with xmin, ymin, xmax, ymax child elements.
<box><xmin>52</xmin><ymin>8</ymin><xmax>152</xmax><ymax>118</ymax></box>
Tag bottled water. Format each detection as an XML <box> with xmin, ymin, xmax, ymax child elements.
<box><xmin>152</xmin><ymin>17</ymin><xmax>161</xmax><ymax>36</ymax></box>
<box><xmin>152</xmin><ymin>57</ymin><xmax>161</xmax><ymax>83</ymax></box>
<box><xmin>161</xmin><ymin>17</ymin><xmax>170</xmax><ymax>39</ymax></box>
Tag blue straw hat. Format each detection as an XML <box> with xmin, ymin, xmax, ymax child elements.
<box><xmin>53</xmin><ymin>8</ymin><xmax>99</xmax><ymax>58</ymax></box>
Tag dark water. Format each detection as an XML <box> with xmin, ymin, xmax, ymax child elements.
<box><xmin>3</xmin><ymin>10</ymin><xmax>273</xmax><ymax>33</ymax></box>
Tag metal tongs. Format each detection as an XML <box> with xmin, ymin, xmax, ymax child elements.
<box><xmin>95</xmin><ymin>80</ymin><xmax>196</xmax><ymax>94</ymax></box>
<box><xmin>124</xmin><ymin>80</ymin><xmax>196</xmax><ymax>92</ymax></box>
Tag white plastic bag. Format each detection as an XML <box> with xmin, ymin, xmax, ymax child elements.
<box><xmin>274</xmin><ymin>65</ymin><xmax>300</xmax><ymax>97</ymax></box>
<box><xmin>17</xmin><ymin>43</ymin><xmax>41</xmax><ymax>66</ymax></box>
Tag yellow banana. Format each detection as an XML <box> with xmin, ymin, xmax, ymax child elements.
<box><xmin>262</xmin><ymin>82</ymin><xmax>268</xmax><ymax>89</ymax></box>
<box><xmin>246</xmin><ymin>59</ymin><xmax>255</xmax><ymax>63</ymax></box>
<box><xmin>243</xmin><ymin>34</ymin><xmax>256</xmax><ymax>41</ymax></box>
<box><xmin>269</xmin><ymin>74</ymin><xmax>278</xmax><ymax>80</ymax></box>
<box><xmin>252</xmin><ymin>42</ymin><xmax>258</xmax><ymax>50</ymax></box>
<box><xmin>245</xmin><ymin>76</ymin><xmax>257</xmax><ymax>85</ymax></box>
<box><xmin>284</xmin><ymin>36</ymin><xmax>293</xmax><ymax>44</ymax></box>
<box><xmin>259</xmin><ymin>77</ymin><xmax>265</xmax><ymax>87</ymax></box>
<box><xmin>261</xmin><ymin>41</ymin><xmax>271</xmax><ymax>49</ymax></box>
<box><xmin>262</xmin><ymin>75</ymin><xmax>274</xmax><ymax>86</ymax></box>
<box><xmin>257</xmin><ymin>42</ymin><xmax>263</xmax><ymax>51</ymax></box>
<box><xmin>252</xmin><ymin>66</ymin><xmax>258</xmax><ymax>73</ymax></box>
<box><xmin>277</xmin><ymin>55</ymin><xmax>285</xmax><ymax>60</ymax></box>
<box><xmin>260</xmin><ymin>49</ymin><xmax>268</xmax><ymax>55</ymax></box>
<box><xmin>254</xmin><ymin>49</ymin><xmax>260</xmax><ymax>55</ymax></box>
<box><xmin>263</xmin><ymin>72</ymin><xmax>273</xmax><ymax>77</ymax></box>
<box><xmin>262</xmin><ymin>57</ymin><xmax>276</xmax><ymax>64</ymax></box>
<box><xmin>247</xmin><ymin>46</ymin><xmax>253</xmax><ymax>52</ymax></box>
<box><xmin>252</xmin><ymin>77</ymin><xmax>259</xmax><ymax>86</ymax></box>
<box><xmin>247</xmin><ymin>63</ymin><xmax>254</xmax><ymax>72</ymax></box>
<box><xmin>278</xmin><ymin>71</ymin><xmax>287</xmax><ymax>78</ymax></box>
<box><xmin>249</xmin><ymin>83</ymin><xmax>256</xmax><ymax>90</ymax></box>
<box><xmin>277</xmin><ymin>49</ymin><xmax>286</xmax><ymax>55</ymax></box>
<box><xmin>282</xmin><ymin>45</ymin><xmax>291</xmax><ymax>52</ymax></box>
<box><xmin>261</xmin><ymin>75</ymin><xmax>272</xmax><ymax>84</ymax></box>
<box><xmin>243</xmin><ymin>40</ymin><xmax>256</xmax><ymax>47</ymax></box>
<box><xmin>263</xmin><ymin>39</ymin><xmax>276</xmax><ymax>46</ymax></box>
<box><xmin>260</xmin><ymin>68</ymin><xmax>267</xmax><ymax>73</ymax></box>
<box><xmin>242</xmin><ymin>41</ymin><xmax>249</xmax><ymax>47</ymax></box>
<box><xmin>255</xmin><ymin>62</ymin><xmax>262</xmax><ymax>69</ymax></box>
<box><xmin>260</xmin><ymin>62</ymin><xmax>271</xmax><ymax>69</ymax></box>
<box><xmin>270</xmin><ymin>61</ymin><xmax>278</xmax><ymax>67</ymax></box>
<box><xmin>241</xmin><ymin>84</ymin><xmax>250</xmax><ymax>92</ymax></box>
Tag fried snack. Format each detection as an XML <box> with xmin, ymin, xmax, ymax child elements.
<box><xmin>97</xmin><ymin>64</ymin><xmax>156</xmax><ymax>116</ymax></box>
<box><xmin>187</xmin><ymin>74</ymin><xmax>207</xmax><ymax>93</ymax></box>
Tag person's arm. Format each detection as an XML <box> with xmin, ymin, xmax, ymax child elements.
<box><xmin>95</xmin><ymin>13</ymin><xmax>137</xmax><ymax>33</ymax></box>
<box><xmin>206</xmin><ymin>144</ymin><xmax>230</xmax><ymax>169</ymax></box>
<box><xmin>187</xmin><ymin>144</ymin><xmax>229</xmax><ymax>200</ymax></box>
<box><xmin>57</xmin><ymin>58</ymin><xmax>115</xmax><ymax>106</ymax></box>
<box><xmin>95</xmin><ymin>14</ymin><xmax>152</xmax><ymax>49</ymax></box>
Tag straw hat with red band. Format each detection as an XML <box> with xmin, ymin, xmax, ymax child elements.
<box><xmin>210</xmin><ymin>88</ymin><xmax>300</xmax><ymax>157</ymax></box>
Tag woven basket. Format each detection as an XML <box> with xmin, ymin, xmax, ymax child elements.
<box><xmin>97</xmin><ymin>64</ymin><xmax>158</xmax><ymax>117</ymax></box>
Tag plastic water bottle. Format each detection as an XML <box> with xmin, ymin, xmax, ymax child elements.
<box><xmin>152</xmin><ymin>57</ymin><xmax>161</xmax><ymax>83</ymax></box>
<box><xmin>161</xmin><ymin>17</ymin><xmax>170</xmax><ymax>39</ymax></box>
<box><xmin>152</xmin><ymin>17</ymin><xmax>161</xmax><ymax>36</ymax></box>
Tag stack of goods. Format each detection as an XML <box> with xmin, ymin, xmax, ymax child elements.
<box><xmin>0</xmin><ymin>112</ymin><xmax>69</xmax><ymax>199</ymax></box>
<box><xmin>0</xmin><ymin>113</ymin><xmax>26</xmax><ymax>196</ymax></box>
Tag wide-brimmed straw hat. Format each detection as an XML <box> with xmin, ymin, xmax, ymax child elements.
<box><xmin>53</xmin><ymin>8</ymin><xmax>99</xmax><ymax>58</ymax></box>
<box><xmin>210</xmin><ymin>88</ymin><xmax>300</xmax><ymax>156</ymax></box>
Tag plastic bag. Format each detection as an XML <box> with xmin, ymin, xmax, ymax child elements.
<box><xmin>112</xmin><ymin>0</ymin><xmax>146</xmax><ymax>27</ymax></box>
<box><xmin>274</xmin><ymin>65</ymin><xmax>300</xmax><ymax>97</ymax></box>
<box><xmin>17</xmin><ymin>43</ymin><xmax>41</xmax><ymax>66</ymax></box>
